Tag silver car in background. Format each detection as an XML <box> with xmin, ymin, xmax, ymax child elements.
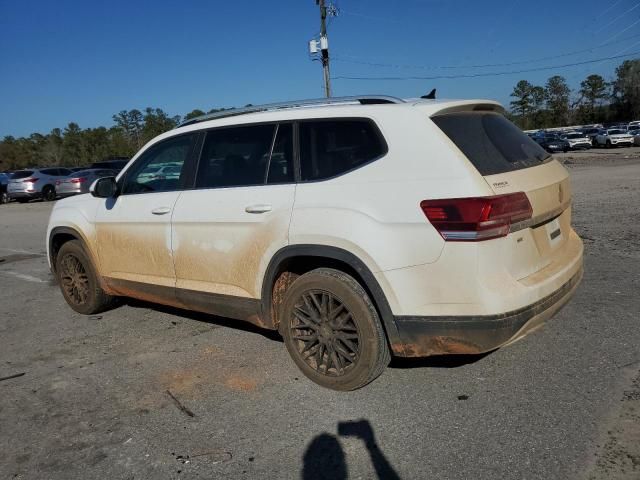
<box><xmin>56</xmin><ymin>169</ymin><xmax>116</xmax><ymax>198</ymax></box>
<box><xmin>7</xmin><ymin>168</ymin><xmax>73</xmax><ymax>202</ymax></box>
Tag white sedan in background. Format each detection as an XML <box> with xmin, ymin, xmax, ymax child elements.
<box><xmin>561</xmin><ymin>132</ymin><xmax>591</xmax><ymax>150</ymax></box>
<box><xmin>594</xmin><ymin>129</ymin><xmax>634</xmax><ymax>148</ymax></box>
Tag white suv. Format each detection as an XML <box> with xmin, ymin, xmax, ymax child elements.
<box><xmin>47</xmin><ymin>96</ymin><xmax>584</xmax><ymax>390</ymax></box>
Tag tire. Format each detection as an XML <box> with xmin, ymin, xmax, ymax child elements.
<box><xmin>55</xmin><ymin>240</ymin><xmax>116</xmax><ymax>315</ymax></box>
<box><xmin>0</xmin><ymin>191</ymin><xmax>8</xmax><ymax>204</ymax></box>
<box><xmin>280</xmin><ymin>268</ymin><xmax>390</xmax><ymax>391</ymax></box>
<box><xmin>42</xmin><ymin>185</ymin><xmax>56</xmax><ymax>201</ymax></box>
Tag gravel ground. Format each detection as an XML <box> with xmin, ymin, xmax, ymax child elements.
<box><xmin>0</xmin><ymin>152</ymin><xmax>639</xmax><ymax>480</ymax></box>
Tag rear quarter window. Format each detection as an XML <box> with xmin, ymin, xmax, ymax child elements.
<box><xmin>432</xmin><ymin>112</ymin><xmax>550</xmax><ymax>176</ymax></box>
<box><xmin>299</xmin><ymin>119</ymin><xmax>387</xmax><ymax>181</ymax></box>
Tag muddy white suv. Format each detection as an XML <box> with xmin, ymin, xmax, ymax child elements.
<box><xmin>47</xmin><ymin>96</ymin><xmax>584</xmax><ymax>390</ymax></box>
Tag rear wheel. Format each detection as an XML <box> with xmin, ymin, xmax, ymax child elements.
<box><xmin>56</xmin><ymin>240</ymin><xmax>116</xmax><ymax>314</ymax></box>
<box><xmin>280</xmin><ymin>268</ymin><xmax>390</xmax><ymax>391</ymax></box>
<box><xmin>42</xmin><ymin>185</ymin><xmax>56</xmax><ymax>201</ymax></box>
<box><xmin>0</xmin><ymin>191</ymin><xmax>8</xmax><ymax>204</ymax></box>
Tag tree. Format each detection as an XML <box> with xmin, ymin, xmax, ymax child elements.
<box><xmin>112</xmin><ymin>109</ymin><xmax>143</xmax><ymax>152</ymax></box>
<box><xmin>545</xmin><ymin>75</ymin><xmax>571</xmax><ymax>127</ymax></box>
<box><xmin>611</xmin><ymin>59</ymin><xmax>640</xmax><ymax>120</ymax></box>
<box><xmin>579</xmin><ymin>74</ymin><xmax>609</xmax><ymax>123</ymax></box>
<box><xmin>183</xmin><ymin>109</ymin><xmax>205</xmax><ymax>121</ymax></box>
<box><xmin>510</xmin><ymin>80</ymin><xmax>534</xmax><ymax>128</ymax></box>
<box><xmin>43</xmin><ymin>128</ymin><xmax>64</xmax><ymax>165</ymax></box>
<box><xmin>530</xmin><ymin>86</ymin><xmax>546</xmax><ymax>128</ymax></box>
<box><xmin>62</xmin><ymin>122</ymin><xmax>85</xmax><ymax>166</ymax></box>
<box><xmin>141</xmin><ymin>107</ymin><xmax>180</xmax><ymax>144</ymax></box>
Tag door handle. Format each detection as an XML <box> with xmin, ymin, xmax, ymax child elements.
<box><xmin>245</xmin><ymin>204</ymin><xmax>272</xmax><ymax>214</ymax></box>
<box><xmin>151</xmin><ymin>207</ymin><xmax>172</xmax><ymax>215</ymax></box>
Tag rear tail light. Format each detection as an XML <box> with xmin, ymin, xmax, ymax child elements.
<box><xmin>420</xmin><ymin>192</ymin><xmax>532</xmax><ymax>241</ymax></box>
<box><xmin>71</xmin><ymin>177</ymin><xmax>87</xmax><ymax>184</ymax></box>
<box><xmin>22</xmin><ymin>177</ymin><xmax>39</xmax><ymax>183</ymax></box>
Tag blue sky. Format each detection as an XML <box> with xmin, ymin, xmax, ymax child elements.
<box><xmin>1</xmin><ymin>0</ymin><xmax>639</xmax><ymax>137</ymax></box>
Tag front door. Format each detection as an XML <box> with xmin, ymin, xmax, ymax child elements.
<box><xmin>95</xmin><ymin>133</ymin><xmax>198</xmax><ymax>303</ymax></box>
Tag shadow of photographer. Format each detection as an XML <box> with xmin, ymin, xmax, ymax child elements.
<box><xmin>302</xmin><ymin>419</ymin><xmax>401</xmax><ymax>480</ymax></box>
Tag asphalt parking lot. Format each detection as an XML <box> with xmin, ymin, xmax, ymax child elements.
<box><xmin>1</xmin><ymin>151</ymin><xmax>639</xmax><ymax>479</ymax></box>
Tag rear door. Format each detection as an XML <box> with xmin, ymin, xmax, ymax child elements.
<box><xmin>432</xmin><ymin>111</ymin><xmax>572</xmax><ymax>279</ymax></box>
<box><xmin>171</xmin><ymin>122</ymin><xmax>296</xmax><ymax>305</ymax></box>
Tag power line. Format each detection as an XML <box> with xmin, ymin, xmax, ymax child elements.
<box><xmin>595</xmin><ymin>1</ymin><xmax>640</xmax><ymax>33</ymax></box>
<box><xmin>332</xmin><ymin>32</ymin><xmax>640</xmax><ymax>71</ymax></box>
<box><xmin>332</xmin><ymin>51</ymin><xmax>640</xmax><ymax>81</ymax></box>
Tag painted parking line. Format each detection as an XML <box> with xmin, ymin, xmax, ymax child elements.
<box><xmin>0</xmin><ymin>271</ymin><xmax>48</xmax><ymax>283</ymax></box>
<box><xmin>0</xmin><ymin>247</ymin><xmax>45</xmax><ymax>256</ymax></box>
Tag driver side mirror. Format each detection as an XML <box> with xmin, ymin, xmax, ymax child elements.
<box><xmin>90</xmin><ymin>176</ymin><xmax>118</xmax><ymax>198</ymax></box>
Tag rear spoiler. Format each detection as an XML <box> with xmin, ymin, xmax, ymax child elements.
<box><xmin>431</xmin><ymin>102</ymin><xmax>505</xmax><ymax>117</ymax></box>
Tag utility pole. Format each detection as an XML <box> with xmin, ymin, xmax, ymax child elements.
<box><xmin>317</xmin><ymin>0</ymin><xmax>331</xmax><ymax>97</ymax></box>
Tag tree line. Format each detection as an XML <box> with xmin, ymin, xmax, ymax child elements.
<box><xmin>1</xmin><ymin>59</ymin><xmax>639</xmax><ymax>170</ymax></box>
<box><xmin>508</xmin><ymin>59</ymin><xmax>640</xmax><ymax>130</ymax></box>
<box><xmin>0</xmin><ymin>107</ymin><xmax>227</xmax><ymax>171</ymax></box>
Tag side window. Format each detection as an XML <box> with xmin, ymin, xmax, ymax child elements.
<box><xmin>40</xmin><ymin>168</ymin><xmax>56</xmax><ymax>176</ymax></box>
<box><xmin>195</xmin><ymin>124</ymin><xmax>275</xmax><ymax>189</ymax></box>
<box><xmin>58</xmin><ymin>168</ymin><xmax>72</xmax><ymax>176</ymax></box>
<box><xmin>122</xmin><ymin>134</ymin><xmax>195</xmax><ymax>194</ymax></box>
<box><xmin>267</xmin><ymin>124</ymin><xmax>294</xmax><ymax>184</ymax></box>
<box><xmin>299</xmin><ymin>120</ymin><xmax>386</xmax><ymax>181</ymax></box>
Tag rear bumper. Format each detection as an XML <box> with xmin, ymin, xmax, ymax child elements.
<box><xmin>391</xmin><ymin>264</ymin><xmax>583</xmax><ymax>357</ymax></box>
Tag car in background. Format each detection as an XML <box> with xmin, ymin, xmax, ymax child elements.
<box><xmin>70</xmin><ymin>166</ymin><xmax>92</xmax><ymax>172</ymax></box>
<box><xmin>627</xmin><ymin>124</ymin><xmax>640</xmax><ymax>135</ymax></box>
<box><xmin>536</xmin><ymin>134</ymin><xmax>570</xmax><ymax>153</ymax></box>
<box><xmin>7</xmin><ymin>168</ymin><xmax>73</xmax><ymax>202</ymax></box>
<box><xmin>594</xmin><ymin>128</ymin><xmax>634</xmax><ymax>148</ymax></box>
<box><xmin>56</xmin><ymin>169</ymin><xmax>116</xmax><ymax>198</ymax></box>
<box><xmin>628</xmin><ymin>120</ymin><xmax>640</xmax><ymax>128</ymax></box>
<box><xmin>136</xmin><ymin>164</ymin><xmax>182</xmax><ymax>184</ymax></box>
<box><xmin>90</xmin><ymin>158</ymin><xmax>129</xmax><ymax>173</ymax></box>
<box><xmin>628</xmin><ymin>125</ymin><xmax>640</xmax><ymax>146</ymax></box>
<box><xmin>561</xmin><ymin>132</ymin><xmax>591</xmax><ymax>150</ymax></box>
<box><xmin>0</xmin><ymin>172</ymin><xmax>11</xmax><ymax>204</ymax></box>
<box><xmin>581</xmin><ymin>127</ymin><xmax>601</xmax><ymax>145</ymax></box>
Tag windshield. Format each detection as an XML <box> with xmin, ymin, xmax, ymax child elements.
<box><xmin>432</xmin><ymin>112</ymin><xmax>551</xmax><ymax>176</ymax></box>
<box><xmin>565</xmin><ymin>133</ymin><xmax>583</xmax><ymax>139</ymax></box>
<box><xmin>608</xmin><ymin>129</ymin><xmax>625</xmax><ymax>135</ymax></box>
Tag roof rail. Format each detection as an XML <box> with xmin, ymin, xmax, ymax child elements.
<box><xmin>178</xmin><ymin>95</ymin><xmax>405</xmax><ymax>127</ymax></box>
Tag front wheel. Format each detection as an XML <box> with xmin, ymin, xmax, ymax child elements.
<box><xmin>0</xmin><ymin>191</ymin><xmax>8</xmax><ymax>204</ymax></box>
<box><xmin>56</xmin><ymin>240</ymin><xmax>116</xmax><ymax>314</ymax></box>
<box><xmin>280</xmin><ymin>268</ymin><xmax>390</xmax><ymax>391</ymax></box>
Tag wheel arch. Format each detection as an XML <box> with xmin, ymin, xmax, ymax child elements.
<box><xmin>261</xmin><ymin>244</ymin><xmax>402</xmax><ymax>350</ymax></box>
<box><xmin>49</xmin><ymin>227</ymin><xmax>100</xmax><ymax>279</ymax></box>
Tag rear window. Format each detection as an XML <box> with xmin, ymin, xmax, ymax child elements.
<box><xmin>12</xmin><ymin>171</ymin><xmax>34</xmax><ymax>179</ymax></box>
<box><xmin>432</xmin><ymin>112</ymin><xmax>550</xmax><ymax>176</ymax></box>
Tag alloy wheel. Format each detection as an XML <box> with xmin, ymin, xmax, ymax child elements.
<box><xmin>290</xmin><ymin>290</ymin><xmax>360</xmax><ymax>376</ymax></box>
<box><xmin>60</xmin><ymin>254</ymin><xmax>90</xmax><ymax>306</ymax></box>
